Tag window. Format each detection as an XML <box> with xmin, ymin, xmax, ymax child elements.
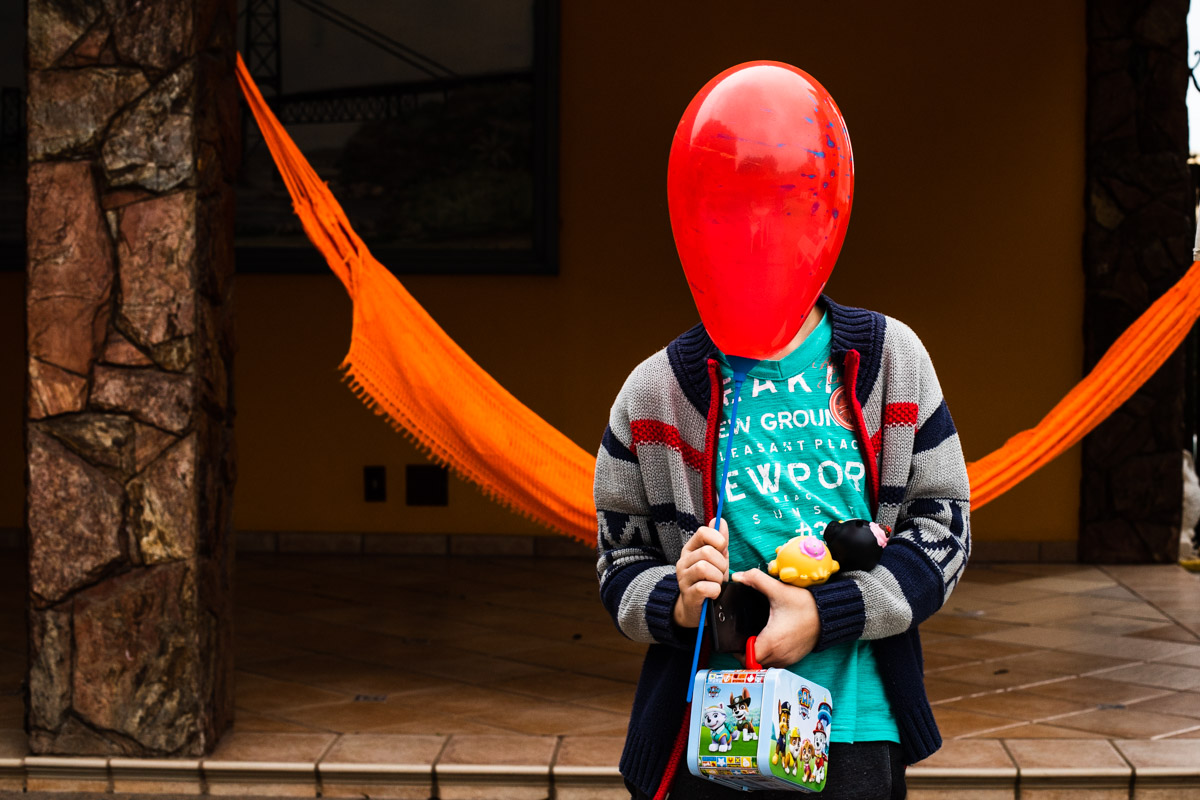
<box><xmin>236</xmin><ymin>0</ymin><xmax>559</xmax><ymax>275</ymax></box>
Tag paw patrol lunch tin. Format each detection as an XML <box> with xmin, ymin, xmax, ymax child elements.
<box><xmin>688</xmin><ymin>668</ymin><xmax>832</xmax><ymax>792</ymax></box>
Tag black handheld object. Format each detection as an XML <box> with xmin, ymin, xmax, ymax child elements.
<box><xmin>708</xmin><ymin>581</ymin><xmax>770</xmax><ymax>653</ymax></box>
<box><xmin>823</xmin><ymin>519</ymin><xmax>889</xmax><ymax>572</ymax></box>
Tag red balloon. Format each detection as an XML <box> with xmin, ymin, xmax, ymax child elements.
<box><xmin>668</xmin><ymin>61</ymin><xmax>854</xmax><ymax>360</ymax></box>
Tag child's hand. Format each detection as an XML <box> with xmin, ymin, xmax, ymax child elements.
<box><xmin>672</xmin><ymin>519</ymin><xmax>729</xmax><ymax>628</ymax></box>
<box><xmin>731</xmin><ymin>568</ymin><xmax>820</xmax><ymax>666</ymax></box>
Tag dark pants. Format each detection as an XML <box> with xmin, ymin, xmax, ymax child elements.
<box><xmin>628</xmin><ymin>742</ymin><xmax>905</xmax><ymax>800</ymax></box>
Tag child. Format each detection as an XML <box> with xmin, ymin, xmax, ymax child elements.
<box><xmin>595</xmin><ymin>298</ymin><xmax>970</xmax><ymax>800</ymax></box>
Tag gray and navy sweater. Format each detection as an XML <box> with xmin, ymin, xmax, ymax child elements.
<box><xmin>594</xmin><ymin>297</ymin><xmax>971</xmax><ymax>799</ymax></box>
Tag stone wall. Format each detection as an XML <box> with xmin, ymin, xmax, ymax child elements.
<box><xmin>25</xmin><ymin>0</ymin><xmax>237</xmax><ymax>756</ymax></box>
<box><xmin>1081</xmin><ymin>0</ymin><xmax>1193</xmax><ymax>562</ymax></box>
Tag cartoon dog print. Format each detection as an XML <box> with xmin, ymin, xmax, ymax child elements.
<box><xmin>812</xmin><ymin>721</ymin><xmax>829</xmax><ymax>782</ymax></box>
<box><xmin>801</xmin><ymin>739</ymin><xmax>817</xmax><ymax>783</ymax></box>
<box><xmin>702</xmin><ymin>704</ymin><xmax>735</xmax><ymax>752</ymax></box>
<box><xmin>772</xmin><ymin>700</ymin><xmax>791</xmax><ymax>765</ymax></box>
<box><xmin>728</xmin><ymin>688</ymin><xmax>757</xmax><ymax>742</ymax></box>
<box><xmin>782</xmin><ymin>727</ymin><xmax>803</xmax><ymax>776</ymax></box>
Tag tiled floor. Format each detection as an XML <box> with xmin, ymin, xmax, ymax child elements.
<box><xmin>4</xmin><ymin>550</ymin><xmax>1200</xmax><ymax>796</ymax></box>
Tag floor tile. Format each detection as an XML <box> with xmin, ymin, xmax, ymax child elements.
<box><xmin>939</xmin><ymin>689</ymin><xmax>1095</xmax><ymax>722</ymax></box>
<box><xmin>277</xmin><ymin>699</ymin><xmax>443</xmax><ymax>734</ymax></box>
<box><xmin>1156</xmin><ymin>648</ymin><xmax>1200</xmax><ymax>668</ymax></box>
<box><xmin>927</xmin><ymin>663</ymin><xmax>1065</xmax><ymax>692</ymax></box>
<box><xmin>1002</xmin><ymin>738</ymin><xmax>1128</xmax><ymax>770</ymax></box>
<box><xmin>205</xmin><ymin>731</ymin><xmax>337</xmax><ymax>762</ymax></box>
<box><xmin>1044</xmin><ymin>707</ymin><xmax>1200</xmax><ymax>739</ymax></box>
<box><xmin>922</xmin><ymin>638</ymin><xmax>1042</xmax><ymax>662</ymax></box>
<box><xmin>924</xmin><ymin>677</ymin><xmax>993</xmax><ymax>703</ymax></box>
<box><xmin>243</xmin><ymin>653</ymin><xmax>445</xmax><ymax>698</ymax></box>
<box><xmin>945</xmin><ymin>583</ymin><xmax>1063</xmax><ymax>605</ymax></box>
<box><xmin>367</xmin><ymin>716</ymin><xmax>513</xmax><ymax>736</ymax></box>
<box><xmin>919</xmin><ymin>615</ymin><xmax>1025</xmax><ymax>637</ymax></box>
<box><xmin>435</xmin><ymin>734</ymin><xmax>556</xmax><ymax>800</ymax></box>
<box><xmin>1095</xmin><ymin>662</ymin><xmax>1200</xmax><ymax>691</ymax></box>
<box><xmin>1041</xmin><ymin>614</ymin><xmax>1167</xmax><ymax>637</ymax></box>
<box><xmin>438</xmin><ymin>734</ymin><xmax>557</xmax><ymax>767</ymax></box>
<box><xmin>569</xmin><ymin>686</ymin><xmax>638</xmax><ymax>713</ymax></box>
<box><xmin>321</xmin><ymin>733</ymin><xmax>446</xmax><ymax>765</ymax></box>
<box><xmin>972</xmin><ymin>626</ymin><xmax>1129</xmax><ymax>655</ymax></box>
<box><xmin>1128</xmin><ymin>624</ymin><xmax>1200</xmax><ymax>644</ymax></box>
<box><xmin>1000</xmin><ymin>575</ymin><xmax>1117</xmax><ymax>594</ymax></box>
<box><xmin>931</xmin><ymin>707</ymin><xmax>1024</xmax><ymax>738</ymax></box>
<box><xmin>909</xmin><ymin>738</ymin><xmax>1015</xmax><ymax>769</ymax></box>
<box><xmin>234</xmin><ymin>709</ymin><xmax>328</xmax><ymax>733</ymax></box>
<box><xmin>1021</xmin><ymin>676</ymin><xmax>1173</xmax><ymax>706</ymax></box>
<box><xmin>1113</xmin><ymin>738</ymin><xmax>1200</xmax><ymax>768</ymax></box>
<box><xmin>1124</xmin><ymin>691</ymin><xmax>1200</xmax><ymax>719</ymax></box>
<box><xmin>234</xmin><ymin>671</ymin><xmax>352</xmax><ymax>714</ymax></box>
<box><xmin>922</xmin><ymin>650</ymin><xmax>981</xmax><ymax>671</ymax></box>
<box><xmin>504</xmin><ymin>644</ymin><xmax>645</xmax><ymax>682</ymax></box>
<box><xmin>493</xmin><ymin>670</ymin><xmax>634</xmax><ymax>702</ymax></box>
<box><xmin>1163</xmin><ymin>726</ymin><xmax>1200</xmax><ymax>739</ymax></box>
<box><xmin>554</xmin><ymin>735</ymin><xmax>624</xmax><ymax>768</ymax></box>
<box><xmin>984</xmin><ymin>649</ymin><xmax>1135</xmax><ymax>677</ymax></box>
<box><xmin>1059</xmin><ymin>635</ymin><xmax>1198</xmax><ymax>661</ymax></box>
<box><xmin>954</xmin><ymin>568</ymin><xmax>1036</xmax><ymax>586</ymax></box>
<box><xmin>482</xmin><ymin>701</ymin><xmax>629</xmax><ymax>736</ymax></box>
<box><xmin>968</xmin><ymin>723</ymin><xmax>1108</xmax><ymax>739</ymax></box>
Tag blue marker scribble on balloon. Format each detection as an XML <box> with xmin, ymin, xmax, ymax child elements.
<box><xmin>811</xmin><ymin>202</ymin><xmax>820</xmax><ymax>215</ymax></box>
<box><xmin>832</xmin><ymin>209</ymin><xmax>840</xmax><ymax>219</ymax></box>
<box><xmin>822</xmin><ymin>182</ymin><xmax>829</xmax><ymax>189</ymax></box>
<box><xmin>830</xmin><ymin>170</ymin><xmax>836</xmax><ymax>177</ymax></box>
<box><xmin>826</xmin><ymin>134</ymin><xmax>836</xmax><ymax>148</ymax></box>
<box><xmin>805</xmin><ymin>117</ymin><xmax>814</xmax><ymax>124</ymax></box>
<box><xmin>806</xmin><ymin>150</ymin><xmax>826</xmax><ymax>158</ymax></box>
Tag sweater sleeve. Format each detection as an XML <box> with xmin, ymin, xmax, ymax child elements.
<box><xmin>594</xmin><ymin>374</ymin><xmax>693</xmax><ymax>649</ymax></box>
<box><xmin>808</xmin><ymin>329</ymin><xmax>971</xmax><ymax>649</ymax></box>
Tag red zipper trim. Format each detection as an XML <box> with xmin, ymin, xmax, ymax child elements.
<box><xmin>842</xmin><ymin>349</ymin><xmax>880</xmax><ymax>516</ymax></box>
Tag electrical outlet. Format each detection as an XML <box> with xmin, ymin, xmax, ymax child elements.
<box><xmin>364</xmin><ymin>465</ymin><xmax>386</xmax><ymax>502</ymax></box>
<box><xmin>406</xmin><ymin>464</ymin><xmax>448</xmax><ymax>506</ymax></box>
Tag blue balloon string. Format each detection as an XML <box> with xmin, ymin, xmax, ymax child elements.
<box><xmin>686</xmin><ymin>359</ymin><xmax>755</xmax><ymax>702</ymax></box>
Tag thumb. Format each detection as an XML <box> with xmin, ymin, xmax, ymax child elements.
<box><xmin>732</xmin><ymin>568</ymin><xmax>778</xmax><ymax>597</ymax></box>
<box><xmin>707</xmin><ymin>517</ymin><xmax>729</xmax><ymax>536</ymax></box>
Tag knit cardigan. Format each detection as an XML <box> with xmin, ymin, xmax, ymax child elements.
<box><xmin>594</xmin><ymin>297</ymin><xmax>971</xmax><ymax>799</ymax></box>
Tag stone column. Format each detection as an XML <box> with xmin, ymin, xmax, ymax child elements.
<box><xmin>1081</xmin><ymin>0</ymin><xmax>1192</xmax><ymax>562</ymax></box>
<box><xmin>25</xmin><ymin>0</ymin><xmax>237</xmax><ymax>755</ymax></box>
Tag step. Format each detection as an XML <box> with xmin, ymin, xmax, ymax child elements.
<box><xmin>4</xmin><ymin>735</ymin><xmax>1200</xmax><ymax>798</ymax></box>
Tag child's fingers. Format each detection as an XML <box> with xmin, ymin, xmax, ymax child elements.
<box><xmin>686</xmin><ymin>525</ymin><xmax>727</xmax><ymax>554</ymax></box>
<box><xmin>678</xmin><ymin>545</ymin><xmax>720</xmax><ymax>573</ymax></box>
<box><xmin>692</xmin><ymin>544</ymin><xmax>728</xmax><ymax>574</ymax></box>
<box><xmin>682</xmin><ymin>559</ymin><xmax>724</xmax><ymax>589</ymax></box>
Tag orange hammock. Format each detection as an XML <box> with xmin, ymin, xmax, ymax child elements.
<box><xmin>236</xmin><ymin>54</ymin><xmax>1200</xmax><ymax>542</ymax></box>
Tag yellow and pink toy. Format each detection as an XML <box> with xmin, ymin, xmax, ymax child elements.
<box><xmin>767</xmin><ymin>534</ymin><xmax>839</xmax><ymax>587</ymax></box>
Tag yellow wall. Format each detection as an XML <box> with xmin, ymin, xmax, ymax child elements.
<box><xmin>3</xmin><ymin>1</ymin><xmax>1087</xmax><ymax>546</ymax></box>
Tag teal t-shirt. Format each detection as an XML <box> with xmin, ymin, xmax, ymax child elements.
<box><xmin>707</xmin><ymin>311</ymin><xmax>900</xmax><ymax>744</ymax></box>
